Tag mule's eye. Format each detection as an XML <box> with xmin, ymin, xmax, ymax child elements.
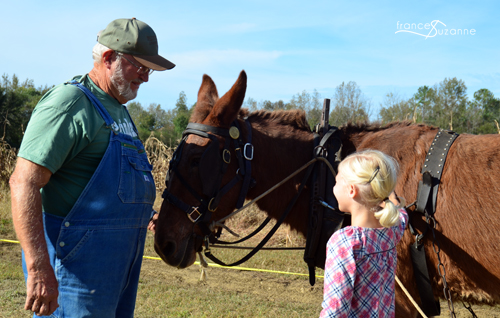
<box><xmin>190</xmin><ymin>157</ymin><xmax>200</xmax><ymax>168</ymax></box>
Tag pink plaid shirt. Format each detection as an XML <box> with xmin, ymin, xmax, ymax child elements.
<box><xmin>320</xmin><ymin>209</ymin><xmax>408</xmax><ymax>318</ymax></box>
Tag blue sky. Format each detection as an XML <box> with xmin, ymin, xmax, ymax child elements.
<box><xmin>2</xmin><ymin>0</ymin><xmax>499</xmax><ymax>118</ymax></box>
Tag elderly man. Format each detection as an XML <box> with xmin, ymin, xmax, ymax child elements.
<box><xmin>9</xmin><ymin>18</ymin><xmax>174</xmax><ymax>317</ymax></box>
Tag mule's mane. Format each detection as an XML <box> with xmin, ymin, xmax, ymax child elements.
<box><xmin>340</xmin><ymin>120</ymin><xmax>436</xmax><ymax>134</ymax></box>
<box><xmin>241</xmin><ymin>108</ymin><xmax>311</xmax><ymax>132</ymax></box>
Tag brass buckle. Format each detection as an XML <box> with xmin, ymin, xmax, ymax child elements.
<box><xmin>208</xmin><ymin>198</ymin><xmax>218</xmax><ymax>212</ymax></box>
<box><xmin>187</xmin><ymin>207</ymin><xmax>202</xmax><ymax>223</ymax></box>
<box><xmin>223</xmin><ymin>149</ymin><xmax>231</xmax><ymax>164</ymax></box>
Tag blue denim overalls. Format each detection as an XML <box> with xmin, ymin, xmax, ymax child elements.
<box><xmin>23</xmin><ymin>82</ymin><xmax>156</xmax><ymax>317</ymax></box>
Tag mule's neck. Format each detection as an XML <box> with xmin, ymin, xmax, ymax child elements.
<box><xmin>243</xmin><ymin>113</ymin><xmax>315</xmax><ymax>236</ymax></box>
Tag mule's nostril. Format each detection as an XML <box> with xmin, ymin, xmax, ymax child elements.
<box><xmin>155</xmin><ymin>239</ymin><xmax>176</xmax><ymax>256</ymax></box>
<box><xmin>164</xmin><ymin>241</ymin><xmax>176</xmax><ymax>257</ymax></box>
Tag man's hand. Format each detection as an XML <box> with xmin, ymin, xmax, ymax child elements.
<box><xmin>148</xmin><ymin>212</ymin><xmax>159</xmax><ymax>233</ymax></box>
<box><xmin>25</xmin><ymin>265</ymin><xmax>59</xmax><ymax>316</ymax></box>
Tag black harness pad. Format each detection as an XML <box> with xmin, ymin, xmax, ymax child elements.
<box><xmin>199</xmin><ymin>137</ymin><xmax>222</xmax><ymax>197</ymax></box>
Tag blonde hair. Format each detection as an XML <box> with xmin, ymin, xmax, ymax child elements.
<box><xmin>338</xmin><ymin>149</ymin><xmax>401</xmax><ymax>227</ymax></box>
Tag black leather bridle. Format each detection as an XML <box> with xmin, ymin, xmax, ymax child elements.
<box><xmin>162</xmin><ymin>118</ymin><xmax>343</xmax><ymax>271</ymax></box>
<box><xmin>161</xmin><ymin>119</ymin><xmax>254</xmax><ymax>248</ymax></box>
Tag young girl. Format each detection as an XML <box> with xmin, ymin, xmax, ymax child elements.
<box><xmin>320</xmin><ymin>149</ymin><xmax>408</xmax><ymax>318</ymax></box>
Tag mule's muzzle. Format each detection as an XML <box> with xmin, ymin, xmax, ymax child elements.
<box><xmin>154</xmin><ymin>233</ymin><xmax>197</xmax><ymax>268</ymax></box>
<box><xmin>154</xmin><ymin>238</ymin><xmax>176</xmax><ymax>264</ymax></box>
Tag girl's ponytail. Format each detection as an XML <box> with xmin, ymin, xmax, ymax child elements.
<box><xmin>374</xmin><ymin>198</ymin><xmax>400</xmax><ymax>228</ymax></box>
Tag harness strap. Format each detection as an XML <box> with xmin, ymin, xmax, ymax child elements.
<box><xmin>171</xmin><ymin>165</ymin><xmax>209</xmax><ymax>209</ymax></box>
<box><xmin>410</xmin><ymin>243</ymin><xmax>440</xmax><ymax>317</ymax></box>
<box><xmin>409</xmin><ymin>128</ymin><xmax>459</xmax><ymax>317</ymax></box>
<box><xmin>162</xmin><ymin>191</ymin><xmax>204</xmax><ymax>223</ymax></box>
<box><xmin>203</xmin><ymin>162</ymin><xmax>315</xmax><ymax>267</ymax></box>
<box><xmin>211</xmin><ymin>217</ymin><xmax>272</xmax><ymax>245</ymax></box>
<box><xmin>415</xmin><ymin>129</ymin><xmax>459</xmax><ymax>218</ymax></box>
<box><xmin>186</xmin><ymin>123</ymin><xmax>230</xmax><ymax>137</ymax></box>
<box><xmin>237</xmin><ymin>118</ymin><xmax>253</xmax><ymax>208</ymax></box>
<box><xmin>207</xmin><ymin>136</ymin><xmax>232</xmax><ymax>211</ymax></box>
<box><xmin>304</xmin><ymin>125</ymin><xmax>343</xmax><ymax>286</ymax></box>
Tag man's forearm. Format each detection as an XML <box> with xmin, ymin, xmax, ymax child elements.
<box><xmin>10</xmin><ymin>175</ymin><xmax>51</xmax><ymax>271</ymax></box>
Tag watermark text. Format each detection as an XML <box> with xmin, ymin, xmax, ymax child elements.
<box><xmin>395</xmin><ymin>20</ymin><xmax>476</xmax><ymax>39</ymax></box>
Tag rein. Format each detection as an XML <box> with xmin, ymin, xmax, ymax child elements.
<box><xmin>204</xmin><ymin>156</ymin><xmax>337</xmax><ymax>267</ymax></box>
<box><xmin>161</xmin><ymin>114</ymin><xmax>339</xmax><ymax>268</ymax></box>
<box><xmin>210</xmin><ymin>157</ymin><xmax>337</xmax><ymax>228</ymax></box>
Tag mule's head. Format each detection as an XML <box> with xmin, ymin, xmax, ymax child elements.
<box><xmin>154</xmin><ymin>71</ymin><xmax>247</xmax><ymax>268</ymax></box>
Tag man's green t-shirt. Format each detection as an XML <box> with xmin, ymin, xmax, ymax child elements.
<box><xmin>18</xmin><ymin>75</ymin><xmax>139</xmax><ymax>217</ymax></box>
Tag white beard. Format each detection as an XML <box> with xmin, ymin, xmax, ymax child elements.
<box><xmin>110</xmin><ymin>59</ymin><xmax>140</xmax><ymax>101</ymax></box>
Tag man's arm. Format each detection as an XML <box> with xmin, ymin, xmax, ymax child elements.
<box><xmin>10</xmin><ymin>157</ymin><xmax>59</xmax><ymax>316</ymax></box>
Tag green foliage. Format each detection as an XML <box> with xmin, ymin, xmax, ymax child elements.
<box><xmin>288</xmin><ymin>90</ymin><xmax>322</xmax><ymax>129</ymax></box>
<box><xmin>0</xmin><ymin>74</ymin><xmax>51</xmax><ymax>148</ymax></box>
<box><xmin>173</xmin><ymin>91</ymin><xmax>191</xmax><ymax>141</ymax></box>
<box><xmin>434</xmin><ymin>77</ymin><xmax>468</xmax><ymax>131</ymax></box>
<box><xmin>379</xmin><ymin>92</ymin><xmax>416</xmax><ymax>123</ymax></box>
<box><xmin>250</xmin><ymin>90</ymin><xmax>322</xmax><ymax>130</ymax></box>
<box><xmin>329</xmin><ymin>81</ymin><xmax>370</xmax><ymax>126</ymax></box>
<box><xmin>2</xmin><ymin>72</ymin><xmax>499</xmax><ymax>156</ymax></box>
<box><xmin>379</xmin><ymin>78</ymin><xmax>499</xmax><ymax>134</ymax></box>
<box><xmin>127</xmin><ymin>101</ymin><xmax>178</xmax><ymax>147</ymax></box>
<box><xmin>243</xmin><ymin>97</ymin><xmax>259</xmax><ymax>112</ymax></box>
<box><xmin>412</xmin><ymin>85</ymin><xmax>437</xmax><ymax>123</ymax></box>
<box><xmin>261</xmin><ymin>100</ymin><xmax>287</xmax><ymax>111</ymax></box>
<box><xmin>468</xmin><ymin>89</ymin><xmax>500</xmax><ymax>134</ymax></box>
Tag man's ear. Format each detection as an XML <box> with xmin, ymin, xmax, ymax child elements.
<box><xmin>102</xmin><ymin>50</ymin><xmax>115</xmax><ymax>67</ymax></box>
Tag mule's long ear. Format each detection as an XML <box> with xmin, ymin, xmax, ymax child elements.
<box><xmin>204</xmin><ymin>70</ymin><xmax>247</xmax><ymax>128</ymax></box>
<box><xmin>191</xmin><ymin>74</ymin><xmax>219</xmax><ymax>123</ymax></box>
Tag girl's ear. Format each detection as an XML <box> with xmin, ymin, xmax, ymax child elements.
<box><xmin>348</xmin><ymin>184</ymin><xmax>357</xmax><ymax>199</ymax></box>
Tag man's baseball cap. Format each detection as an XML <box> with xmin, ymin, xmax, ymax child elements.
<box><xmin>98</xmin><ymin>18</ymin><xmax>175</xmax><ymax>71</ymax></box>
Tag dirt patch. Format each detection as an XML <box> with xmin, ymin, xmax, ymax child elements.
<box><xmin>140</xmin><ymin>259</ymin><xmax>323</xmax><ymax>305</ymax></box>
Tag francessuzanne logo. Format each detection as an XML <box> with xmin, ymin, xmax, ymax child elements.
<box><xmin>395</xmin><ymin>20</ymin><xmax>476</xmax><ymax>39</ymax></box>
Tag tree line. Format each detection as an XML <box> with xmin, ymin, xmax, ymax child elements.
<box><xmin>1</xmin><ymin>73</ymin><xmax>499</xmax><ymax>150</ymax></box>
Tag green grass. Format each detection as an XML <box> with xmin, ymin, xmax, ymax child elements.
<box><xmin>3</xmin><ymin>187</ymin><xmax>499</xmax><ymax>318</ymax></box>
<box><xmin>0</xmin><ymin>189</ymin><xmax>325</xmax><ymax>318</ymax></box>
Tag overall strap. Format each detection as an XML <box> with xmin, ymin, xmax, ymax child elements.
<box><xmin>67</xmin><ymin>80</ymin><xmax>116</xmax><ymax>128</ymax></box>
<box><xmin>123</xmin><ymin>105</ymin><xmax>140</xmax><ymax>136</ymax></box>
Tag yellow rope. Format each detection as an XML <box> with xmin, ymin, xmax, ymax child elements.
<box><xmin>2</xmin><ymin>239</ymin><xmax>323</xmax><ymax>279</ymax></box>
<box><xmin>3</xmin><ymin>237</ymin><xmax>429</xmax><ymax>315</ymax></box>
<box><xmin>144</xmin><ymin>255</ymin><xmax>322</xmax><ymax>277</ymax></box>
<box><xmin>0</xmin><ymin>238</ymin><xmax>20</xmax><ymax>244</ymax></box>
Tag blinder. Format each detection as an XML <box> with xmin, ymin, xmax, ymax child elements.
<box><xmin>199</xmin><ymin>135</ymin><xmax>223</xmax><ymax>198</ymax></box>
<box><xmin>162</xmin><ymin>120</ymin><xmax>254</xmax><ymax>241</ymax></box>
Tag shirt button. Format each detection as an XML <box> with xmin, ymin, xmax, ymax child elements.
<box><xmin>59</xmin><ymin>242</ymin><xmax>65</xmax><ymax>247</ymax></box>
<box><xmin>64</xmin><ymin>222</ymin><xmax>70</xmax><ymax>227</ymax></box>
